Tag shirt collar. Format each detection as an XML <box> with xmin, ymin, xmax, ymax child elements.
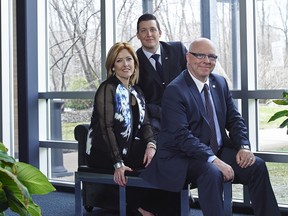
<box><xmin>188</xmin><ymin>70</ymin><xmax>209</xmax><ymax>93</ymax></box>
<box><xmin>142</xmin><ymin>45</ymin><xmax>161</xmax><ymax>59</ymax></box>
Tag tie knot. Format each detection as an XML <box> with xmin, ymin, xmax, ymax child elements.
<box><xmin>151</xmin><ymin>54</ymin><xmax>160</xmax><ymax>61</ymax></box>
<box><xmin>203</xmin><ymin>83</ymin><xmax>209</xmax><ymax>92</ymax></box>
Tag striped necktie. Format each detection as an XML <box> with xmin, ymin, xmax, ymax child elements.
<box><xmin>203</xmin><ymin>84</ymin><xmax>218</xmax><ymax>154</ymax></box>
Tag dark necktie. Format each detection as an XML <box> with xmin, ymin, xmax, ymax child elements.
<box><xmin>203</xmin><ymin>84</ymin><xmax>218</xmax><ymax>154</ymax></box>
<box><xmin>151</xmin><ymin>54</ymin><xmax>165</xmax><ymax>85</ymax></box>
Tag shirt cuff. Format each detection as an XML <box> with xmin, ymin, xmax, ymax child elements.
<box><xmin>208</xmin><ymin>155</ymin><xmax>217</xmax><ymax>163</ymax></box>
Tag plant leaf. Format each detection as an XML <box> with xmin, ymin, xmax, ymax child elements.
<box><xmin>273</xmin><ymin>99</ymin><xmax>288</xmax><ymax>106</ymax></box>
<box><xmin>0</xmin><ymin>143</ymin><xmax>8</xmax><ymax>154</ymax></box>
<box><xmin>0</xmin><ymin>187</ymin><xmax>8</xmax><ymax>212</ymax></box>
<box><xmin>282</xmin><ymin>90</ymin><xmax>288</xmax><ymax>99</ymax></box>
<box><xmin>16</xmin><ymin>162</ymin><xmax>56</xmax><ymax>195</ymax></box>
<box><xmin>27</xmin><ymin>198</ymin><xmax>41</xmax><ymax>216</ymax></box>
<box><xmin>3</xmin><ymin>187</ymin><xmax>29</xmax><ymax>216</ymax></box>
<box><xmin>0</xmin><ymin>168</ymin><xmax>30</xmax><ymax>208</ymax></box>
<box><xmin>279</xmin><ymin>118</ymin><xmax>288</xmax><ymax>128</ymax></box>
<box><xmin>268</xmin><ymin>110</ymin><xmax>288</xmax><ymax>122</ymax></box>
<box><xmin>0</xmin><ymin>152</ymin><xmax>16</xmax><ymax>166</ymax></box>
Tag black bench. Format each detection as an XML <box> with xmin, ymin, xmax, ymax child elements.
<box><xmin>74</xmin><ymin>124</ymin><xmax>233</xmax><ymax>216</ymax></box>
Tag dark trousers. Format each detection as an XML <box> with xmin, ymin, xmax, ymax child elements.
<box><xmin>186</xmin><ymin>147</ymin><xmax>281</xmax><ymax>216</ymax></box>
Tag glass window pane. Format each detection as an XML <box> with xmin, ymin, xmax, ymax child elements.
<box><xmin>258</xmin><ymin>103</ymin><xmax>288</xmax><ymax>152</ymax></box>
<box><xmin>115</xmin><ymin>0</ymin><xmax>201</xmax><ymax>49</ymax></box>
<box><xmin>267</xmin><ymin>162</ymin><xmax>288</xmax><ymax>206</ymax></box>
<box><xmin>48</xmin><ymin>99</ymin><xmax>91</xmax><ymax>142</ymax></box>
<box><xmin>62</xmin><ymin>99</ymin><xmax>92</xmax><ymax>141</ymax></box>
<box><xmin>47</xmin><ymin>147</ymin><xmax>77</xmax><ymax>182</ymax></box>
<box><xmin>48</xmin><ymin>99</ymin><xmax>91</xmax><ymax>182</ymax></box>
<box><xmin>153</xmin><ymin>0</ymin><xmax>201</xmax><ymax>46</ymax></box>
<box><xmin>256</xmin><ymin>0</ymin><xmax>288</xmax><ymax>89</ymax></box>
<box><xmin>115</xmin><ymin>0</ymin><xmax>142</xmax><ymax>45</ymax></box>
<box><xmin>211</xmin><ymin>0</ymin><xmax>240</xmax><ymax>90</ymax></box>
<box><xmin>48</xmin><ymin>0</ymin><xmax>101</xmax><ymax>92</ymax></box>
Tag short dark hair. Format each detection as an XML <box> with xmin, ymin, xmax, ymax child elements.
<box><xmin>137</xmin><ymin>13</ymin><xmax>161</xmax><ymax>33</ymax></box>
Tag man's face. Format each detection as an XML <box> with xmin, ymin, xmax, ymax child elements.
<box><xmin>186</xmin><ymin>41</ymin><xmax>217</xmax><ymax>83</ymax></box>
<box><xmin>137</xmin><ymin>20</ymin><xmax>162</xmax><ymax>53</ymax></box>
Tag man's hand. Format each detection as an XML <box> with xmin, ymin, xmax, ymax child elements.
<box><xmin>212</xmin><ymin>157</ymin><xmax>234</xmax><ymax>182</ymax></box>
<box><xmin>236</xmin><ymin>149</ymin><xmax>255</xmax><ymax>168</ymax></box>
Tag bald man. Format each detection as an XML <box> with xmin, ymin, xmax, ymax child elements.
<box><xmin>141</xmin><ymin>38</ymin><xmax>280</xmax><ymax>216</ymax></box>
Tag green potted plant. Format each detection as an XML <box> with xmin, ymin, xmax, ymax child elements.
<box><xmin>268</xmin><ymin>90</ymin><xmax>288</xmax><ymax>134</ymax></box>
<box><xmin>0</xmin><ymin>142</ymin><xmax>56</xmax><ymax>216</ymax></box>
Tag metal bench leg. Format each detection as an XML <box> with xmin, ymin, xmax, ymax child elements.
<box><xmin>119</xmin><ymin>186</ymin><xmax>126</xmax><ymax>216</ymax></box>
<box><xmin>223</xmin><ymin>182</ymin><xmax>232</xmax><ymax>216</ymax></box>
<box><xmin>180</xmin><ymin>187</ymin><xmax>190</xmax><ymax>216</ymax></box>
<box><xmin>75</xmin><ymin>173</ymin><xmax>83</xmax><ymax>216</ymax></box>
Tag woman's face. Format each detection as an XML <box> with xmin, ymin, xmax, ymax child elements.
<box><xmin>114</xmin><ymin>49</ymin><xmax>135</xmax><ymax>84</ymax></box>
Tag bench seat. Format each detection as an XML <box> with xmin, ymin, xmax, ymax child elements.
<box><xmin>74</xmin><ymin>124</ymin><xmax>233</xmax><ymax>216</ymax></box>
<box><xmin>75</xmin><ymin>166</ymin><xmax>191</xmax><ymax>216</ymax></box>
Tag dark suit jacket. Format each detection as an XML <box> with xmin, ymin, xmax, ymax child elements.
<box><xmin>136</xmin><ymin>41</ymin><xmax>187</xmax><ymax>125</ymax></box>
<box><xmin>141</xmin><ymin>70</ymin><xmax>250</xmax><ymax>192</ymax></box>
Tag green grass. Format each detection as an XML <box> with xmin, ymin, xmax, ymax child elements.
<box><xmin>265</xmin><ymin>162</ymin><xmax>288</xmax><ymax>202</ymax></box>
<box><xmin>62</xmin><ymin>121</ymin><xmax>89</xmax><ymax>141</ymax></box>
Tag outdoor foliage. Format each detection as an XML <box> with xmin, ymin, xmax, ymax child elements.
<box><xmin>65</xmin><ymin>77</ymin><xmax>94</xmax><ymax>110</ymax></box>
<box><xmin>268</xmin><ymin>91</ymin><xmax>288</xmax><ymax>134</ymax></box>
<box><xmin>0</xmin><ymin>143</ymin><xmax>56</xmax><ymax>216</ymax></box>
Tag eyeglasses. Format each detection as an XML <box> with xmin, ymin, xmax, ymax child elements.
<box><xmin>189</xmin><ymin>52</ymin><xmax>218</xmax><ymax>62</ymax></box>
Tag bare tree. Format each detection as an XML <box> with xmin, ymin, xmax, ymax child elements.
<box><xmin>256</xmin><ymin>0</ymin><xmax>288</xmax><ymax>89</ymax></box>
<box><xmin>49</xmin><ymin>0</ymin><xmax>101</xmax><ymax>91</ymax></box>
<box><xmin>274</xmin><ymin>0</ymin><xmax>288</xmax><ymax>67</ymax></box>
<box><xmin>51</xmin><ymin>0</ymin><xmax>288</xmax><ymax>93</ymax></box>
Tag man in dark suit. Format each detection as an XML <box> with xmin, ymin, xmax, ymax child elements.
<box><xmin>135</xmin><ymin>13</ymin><xmax>187</xmax><ymax>216</ymax></box>
<box><xmin>136</xmin><ymin>13</ymin><xmax>187</xmax><ymax>139</ymax></box>
<box><xmin>141</xmin><ymin>38</ymin><xmax>280</xmax><ymax>216</ymax></box>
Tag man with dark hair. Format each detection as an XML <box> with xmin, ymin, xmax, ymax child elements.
<box><xmin>136</xmin><ymin>13</ymin><xmax>188</xmax><ymax>216</ymax></box>
<box><xmin>136</xmin><ymin>13</ymin><xmax>187</xmax><ymax>141</ymax></box>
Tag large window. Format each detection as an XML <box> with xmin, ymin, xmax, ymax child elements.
<box><xmin>255</xmin><ymin>0</ymin><xmax>288</xmax><ymax>154</ymax></box>
<box><xmin>41</xmin><ymin>0</ymin><xmax>102</xmax><ymax>182</ymax></box>
<box><xmin>1</xmin><ymin>0</ymin><xmax>17</xmax><ymax>158</ymax></box>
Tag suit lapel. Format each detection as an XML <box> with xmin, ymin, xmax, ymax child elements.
<box><xmin>183</xmin><ymin>71</ymin><xmax>207</xmax><ymax>121</ymax></box>
<box><xmin>209</xmin><ymin>77</ymin><xmax>223</xmax><ymax>129</ymax></box>
<box><xmin>138</xmin><ymin>49</ymin><xmax>164</xmax><ymax>87</ymax></box>
<box><xmin>160</xmin><ymin>43</ymin><xmax>170</xmax><ymax>84</ymax></box>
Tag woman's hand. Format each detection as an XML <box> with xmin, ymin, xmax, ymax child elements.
<box><xmin>143</xmin><ymin>142</ymin><xmax>156</xmax><ymax>167</ymax></box>
<box><xmin>113</xmin><ymin>165</ymin><xmax>132</xmax><ymax>186</ymax></box>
